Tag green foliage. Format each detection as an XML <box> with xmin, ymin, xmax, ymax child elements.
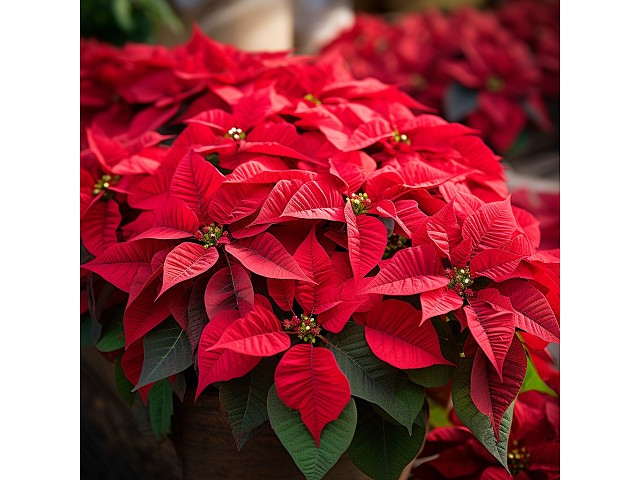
<box><xmin>135</xmin><ymin>319</ymin><xmax>193</xmax><ymax>390</ymax></box>
<box><xmin>267</xmin><ymin>386</ymin><xmax>357</xmax><ymax>480</ymax></box>
<box><xmin>325</xmin><ymin>323</ymin><xmax>424</xmax><ymax>433</ymax></box>
<box><xmin>347</xmin><ymin>401</ymin><xmax>427</xmax><ymax>480</ymax></box>
<box><xmin>96</xmin><ymin>320</ymin><xmax>125</xmax><ymax>352</ymax></box>
<box><xmin>452</xmin><ymin>356</ymin><xmax>513</xmax><ymax>470</ymax></box>
<box><xmin>114</xmin><ymin>355</ymin><xmax>136</xmax><ymax>406</ymax></box>
<box><xmin>147</xmin><ymin>378</ymin><xmax>174</xmax><ymax>438</ymax></box>
<box><xmin>218</xmin><ymin>358</ymin><xmax>277</xmax><ymax>450</ymax></box>
<box><xmin>81</xmin><ymin>0</ymin><xmax>182</xmax><ymax>45</ymax></box>
<box><xmin>520</xmin><ymin>354</ymin><xmax>557</xmax><ymax>397</ymax></box>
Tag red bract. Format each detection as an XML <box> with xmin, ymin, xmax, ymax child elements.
<box><xmin>413</xmin><ymin>390</ymin><xmax>559</xmax><ymax>479</ymax></box>
<box><xmin>81</xmin><ymin>29</ymin><xmax>558</xmax><ymax>478</ymax></box>
<box><xmin>319</xmin><ymin>4</ymin><xmax>558</xmax><ymax>153</ymax></box>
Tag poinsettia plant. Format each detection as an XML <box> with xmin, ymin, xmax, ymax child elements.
<box><xmin>319</xmin><ymin>0</ymin><xmax>559</xmax><ymax>154</ymax></box>
<box><xmin>81</xmin><ymin>26</ymin><xmax>560</xmax><ymax>480</ymax></box>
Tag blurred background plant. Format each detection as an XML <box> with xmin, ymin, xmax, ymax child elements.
<box><xmin>80</xmin><ymin>0</ymin><xmax>183</xmax><ymax>45</ymax></box>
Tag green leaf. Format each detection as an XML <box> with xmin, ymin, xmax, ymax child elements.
<box><xmin>135</xmin><ymin>319</ymin><xmax>193</xmax><ymax>390</ymax></box>
<box><xmin>427</xmin><ymin>400</ymin><xmax>451</xmax><ymax>428</ymax></box>
<box><xmin>407</xmin><ymin>364</ymin><xmax>454</xmax><ymax>387</ymax></box>
<box><xmin>520</xmin><ymin>354</ymin><xmax>557</xmax><ymax>397</ymax></box>
<box><xmin>325</xmin><ymin>323</ymin><xmax>422</xmax><ymax>432</ymax></box>
<box><xmin>267</xmin><ymin>385</ymin><xmax>357</xmax><ymax>480</ymax></box>
<box><xmin>325</xmin><ymin>323</ymin><xmax>395</xmax><ymax>396</ymax></box>
<box><xmin>444</xmin><ymin>83</ymin><xmax>479</xmax><ymax>122</ymax></box>
<box><xmin>112</xmin><ymin>0</ymin><xmax>135</xmax><ymax>32</ymax></box>
<box><xmin>452</xmin><ymin>356</ymin><xmax>513</xmax><ymax>470</ymax></box>
<box><xmin>147</xmin><ymin>378</ymin><xmax>174</xmax><ymax>439</ymax></box>
<box><xmin>347</xmin><ymin>401</ymin><xmax>426</xmax><ymax>480</ymax></box>
<box><xmin>136</xmin><ymin>0</ymin><xmax>183</xmax><ymax>34</ymax></box>
<box><xmin>80</xmin><ymin>313</ymin><xmax>101</xmax><ymax>347</ymax></box>
<box><xmin>114</xmin><ymin>355</ymin><xmax>136</xmax><ymax>406</ymax></box>
<box><xmin>96</xmin><ymin>320</ymin><xmax>126</xmax><ymax>352</ymax></box>
<box><xmin>219</xmin><ymin>357</ymin><xmax>277</xmax><ymax>451</ymax></box>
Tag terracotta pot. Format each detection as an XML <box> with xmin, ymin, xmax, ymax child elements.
<box><xmin>171</xmin><ymin>387</ymin><xmax>372</xmax><ymax>480</ymax></box>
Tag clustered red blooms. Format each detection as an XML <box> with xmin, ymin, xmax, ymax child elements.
<box><xmin>320</xmin><ymin>0</ymin><xmax>559</xmax><ymax>153</ymax></box>
<box><xmin>81</xmin><ymin>25</ymin><xmax>559</xmax><ymax>477</ymax></box>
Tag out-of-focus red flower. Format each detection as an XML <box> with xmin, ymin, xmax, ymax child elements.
<box><xmin>413</xmin><ymin>390</ymin><xmax>559</xmax><ymax>479</ymax></box>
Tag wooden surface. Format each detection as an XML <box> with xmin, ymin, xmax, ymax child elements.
<box><xmin>81</xmin><ymin>348</ymin><xmax>373</xmax><ymax>479</ymax></box>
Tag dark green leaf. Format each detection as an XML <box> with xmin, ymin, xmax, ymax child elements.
<box><xmin>444</xmin><ymin>83</ymin><xmax>479</xmax><ymax>122</ymax></box>
<box><xmin>96</xmin><ymin>320</ymin><xmax>125</xmax><ymax>352</ymax></box>
<box><xmin>219</xmin><ymin>357</ymin><xmax>277</xmax><ymax>451</ymax></box>
<box><xmin>267</xmin><ymin>385</ymin><xmax>356</xmax><ymax>480</ymax></box>
<box><xmin>135</xmin><ymin>319</ymin><xmax>193</xmax><ymax>390</ymax></box>
<box><xmin>147</xmin><ymin>379</ymin><xmax>174</xmax><ymax>439</ymax></box>
<box><xmin>430</xmin><ymin>317</ymin><xmax>460</xmax><ymax>362</ymax></box>
<box><xmin>407</xmin><ymin>364</ymin><xmax>454</xmax><ymax>387</ymax></box>
<box><xmin>325</xmin><ymin>323</ymin><xmax>422</xmax><ymax>432</ymax></box>
<box><xmin>114</xmin><ymin>355</ymin><xmax>136</xmax><ymax>406</ymax></box>
<box><xmin>347</xmin><ymin>401</ymin><xmax>426</xmax><ymax>480</ymax></box>
<box><xmin>80</xmin><ymin>313</ymin><xmax>101</xmax><ymax>347</ymax></box>
<box><xmin>452</xmin><ymin>356</ymin><xmax>513</xmax><ymax>470</ymax></box>
<box><xmin>325</xmin><ymin>323</ymin><xmax>396</xmax><ymax>398</ymax></box>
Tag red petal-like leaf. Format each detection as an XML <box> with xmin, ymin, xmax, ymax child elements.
<box><xmin>226</xmin><ymin>232</ymin><xmax>312</xmax><ymax>282</ymax></box>
<box><xmin>274</xmin><ymin>344</ymin><xmax>351</xmax><ymax>446</ymax></box>
<box><xmin>470</xmin><ymin>235</ymin><xmax>532</xmax><ymax>282</ymax></box>
<box><xmin>345</xmin><ymin>202</ymin><xmax>387</xmax><ymax>287</ymax></box>
<box><xmin>461</xmin><ymin>197</ymin><xmax>518</xmax><ymax>255</ymax></box>
<box><xmin>267</xmin><ymin>277</ymin><xmax>295</xmax><ymax>312</ymax></box>
<box><xmin>494</xmin><ymin>279</ymin><xmax>560</xmax><ymax>342</ymax></box>
<box><xmin>419</xmin><ymin>287</ymin><xmax>464</xmax><ymax>325</ymax></box>
<box><xmin>479</xmin><ymin>466</ymin><xmax>511</xmax><ymax>480</ymax></box>
<box><xmin>361</xmin><ymin>299</ymin><xmax>451</xmax><ymax>369</ymax></box>
<box><xmin>470</xmin><ymin>337</ymin><xmax>527</xmax><ymax>440</ymax></box>
<box><xmin>323</xmin><ymin>118</ymin><xmax>391</xmax><ymax>152</ymax></box>
<box><xmin>318</xmin><ymin>299</ymin><xmax>363</xmax><ymax>333</ymax></box>
<box><xmin>293</xmin><ymin>225</ymin><xmax>339</xmax><ymax>312</ymax></box>
<box><xmin>169</xmin><ymin>284</ymin><xmax>192</xmax><ymax>330</ymax></box>
<box><xmin>413</xmin><ymin>202</ymin><xmax>461</xmax><ymax>258</ymax></box>
<box><xmin>281</xmin><ymin>181</ymin><xmax>345</xmax><ymax>222</ymax></box>
<box><xmin>196</xmin><ymin>310</ymin><xmax>260</xmax><ymax>398</ymax></box>
<box><xmin>170</xmin><ymin>149</ymin><xmax>225</xmax><ymax>224</ymax></box>
<box><xmin>364</xmin><ymin>245</ymin><xmax>449</xmax><ymax>295</ymax></box>
<box><xmin>225</xmin><ymin>158</ymin><xmax>316</xmax><ymax>184</ymax></box>
<box><xmin>388</xmin><ymin>199</ymin><xmax>428</xmax><ymax>238</ymax></box>
<box><xmin>401</xmin><ymin>160</ymin><xmax>458</xmax><ymax>189</ymax></box>
<box><xmin>207</xmin><ymin>302</ymin><xmax>290</xmax><ymax>356</ymax></box>
<box><xmin>204</xmin><ymin>265</ymin><xmax>254</xmax><ymax>320</ymax></box>
<box><xmin>121</xmin><ymin>340</ymin><xmax>152</xmax><ymax>404</ymax></box>
<box><xmin>128</xmin><ymin>124</ymin><xmax>217</xmax><ymax>210</ymax></box>
<box><xmin>513</xmin><ymin>206</ymin><xmax>541</xmax><ymax>249</ymax></box>
<box><xmin>124</xmin><ymin>265</ymin><xmax>172</xmax><ymax>346</ymax></box>
<box><xmin>249</xmin><ymin>179</ymin><xmax>306</xmax><ymax>226</ymax></box>
<box><xmin>83</xmin><ymin>239</ymin><xmax>170</xmax><ymax>293</ymax></box>
<box><xmin>464</xmin><ymin>301</ymin><xmax>515</xmax><ymax>379</ymax></box>
<box><xmin>129</xmin><ymin>197</ymin><xmax>199</xmax><ymax>241</ymax></box>
<box><xmin>328</xmin><ymin>151</ymin><xmax>377</xmax><ymax>193</ymax></box>
<box><xmin>209</xmin><ymin>183</ymin><xmax>272</xmax><ymax>225</ymax></box>
<box><xmin>159</xmin><ymin>243</ymin><xmax>220</xmax><ymax>297</ymax></box>
<box><xmin>80</xmin><ymin>199</ymin><xmax>121</xmax><ymax>256</ymax></box>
